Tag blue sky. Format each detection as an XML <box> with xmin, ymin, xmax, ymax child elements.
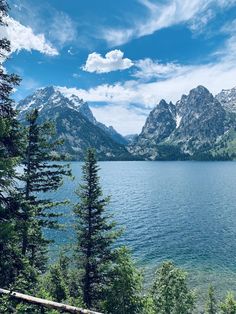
<box><xmin>2</xmin><ymin>0</ymin><xmax>236</xmax><ymax>134</ymax></box>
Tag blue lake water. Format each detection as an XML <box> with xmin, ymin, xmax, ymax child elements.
<box><xmin>46</xmin><ymin>161</ymin><xmax>236</xmax><ymax>301</ymax></box>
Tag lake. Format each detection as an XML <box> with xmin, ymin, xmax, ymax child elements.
<box><xmin>46</xmin><ymin>161</ymin><xmax>236</xmax><ymax>303</ymax></box>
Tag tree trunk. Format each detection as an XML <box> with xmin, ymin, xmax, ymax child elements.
<box><xmin>0</xmin><ymin>288</ymin><xmax>102</xmax><ymax>314</ymax></box>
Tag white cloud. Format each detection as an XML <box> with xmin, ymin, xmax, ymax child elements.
<box><xmin>59</xmin><ymin>59</ymin><xmax>236</xmax><ymax>108</ymax></box>
<box><xmin>57</xmin><ymin>29</ymin><xmax>236</xmax><ymax>135</ymax></box>
<box><xmin>101</xmin><ymin>0</ymin><xmax>236</xmax><ymax>46</ymax></box>
<box><xmin>58</xmin><ymin>82</ymin><xmax>140</xmax><ymax>104</ymax></box>
<box><xmin>9</xmin><ymin>0</ymin><xmax>79</xmax><ymax>51</ymax></box>
<box><xmin>133</xmin><ymin>58</ymin><xmax>185</xmax><ymax>80</ymax></box>
<box><xmin>49</xmin><ymin>12</ymin><xmax>78</xmax><ymax>47</ymax></box>
<box><xmin>82</xmin><ymin>49</ymin><xmax>133</xmax><ymax>73</ymax></box>
<box><xmin>91</xmin><ymin>104</ymin><xmax>147</xmax><ymax>135</ymax></box>
<box><xmin>0</xmin><ymin>17</ymin><xmax>58</xmax><ymax>56</ymax></box>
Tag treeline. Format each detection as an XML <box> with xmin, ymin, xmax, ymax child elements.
<box><xmin>1</xmin><ymin>1</ymin><xmax>236</xmax><ymax>313</ymax></box>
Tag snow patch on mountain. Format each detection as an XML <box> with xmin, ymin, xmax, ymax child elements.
<box><xmin>176</xmin><ymin>114</ymin><xmax>182</xmax><ymax>128</ymax></box>
<box><xmin>216</xmin><ymin>87</ymin><xmax>236</xmax><ymax>113</ymax></box>
<box><xmin>16</xmin><ymin>86</ymin><xmax>127</xmax><ymax>145</ymax></box>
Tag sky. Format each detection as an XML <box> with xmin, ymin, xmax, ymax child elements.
<box><xmin>2</xmin><ymin>0</ymin><xmax>236</xmax><ymax>135</ymax></box>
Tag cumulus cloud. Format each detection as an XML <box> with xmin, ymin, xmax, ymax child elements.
<box><xmin>101</xmin><ymin>0</ymin><xmax>236</xmax><ymax>46</ymax></box>
<box><xmin>0</xmin><ymin>16</ymin><xmax>58</xmax><ymax>56</ymax></box>
<box><xmin>82</xmin><ymin>49</ymin><xmax>133</xmax><ymax>73</ymax></box>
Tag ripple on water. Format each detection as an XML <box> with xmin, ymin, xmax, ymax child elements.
<box><xmin>46</xmin><ymin>161</ymin><xmax>236</xmax><ymax>304</ymax></box>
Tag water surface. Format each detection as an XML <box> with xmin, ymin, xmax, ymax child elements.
<box><xmin>47</xmin><ymin>161</ymin><xmax>236</xmax><ymax>301</ymax></box>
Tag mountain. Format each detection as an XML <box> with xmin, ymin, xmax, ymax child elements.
<box><xmin>129</xmin><ymin>100</ymin><xmax>177</xmax><ymax>159</ymax></box>
<box><xmin>124</xmin><ymin>134</ymin><xmax>138</xmax><ymax>144</ymax></box>
<box><xmin>16</xmin><ymin>86</ymin><xmax>131</xmax><ymax>160</ymax></box>
<box><xmin>17</xmin><ymin>85</ymin><xmax>236</xmax><ymax>161</ymax></box>
<box><xmin>173</xmin><ymin>86</ymin><xmax>226</xmax><ymax>153</ymax></box>
<box><xmin>129</xmin><ymin>86</ymin><xmax>236</xmax><ymax>160</ymax></box>
<box><xmin>17</xmin><ymin>86</ymin><xmax>127</xmax><ymax>144</ymax></box>
<box><xmin>216</xmin><ymin>87</ymin><xmax>236</xmax><ymax>113</ymax></box>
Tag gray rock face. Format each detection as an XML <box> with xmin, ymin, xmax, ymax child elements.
<box><xmin>124</xmin><ymin>134</ymin><xmax>138</xmax><ymax>144</ymax></box>
<box><xmin>16</xmin><ymin>86</ymin><xmax>131</xmax><ymax>160</ymax></box>
<box><xmin>141</xmin><ymin>100</ymin><xmax>176</xmax><ymax>142</ymax></box>
<box><xmin>17</xmin><ymin>86</ymin><xmax>126</xmax><ymax>145</ymax></box>
<box><xmin>173</xmin><ymin>86</ymin><xmax>226</xmax><ymax>153</ymax></box>
<box><xmin>130</xmin><ymin>85</ymin><xmax>232</xmax><ymax>159</ymax></box>
<box><xmin>129</xmin><ymin>100</ymin><xmax>176</xmax><ymax>159</ymax></box>
<box><xmin>17</xmin><ymin>84</ymin><xmax>236</xmax><ymax>161</ymax></box>
<box><xmin>216</xmin><ymin>87</ymin><xmax>236</xmax><ymax>113</ymax></box>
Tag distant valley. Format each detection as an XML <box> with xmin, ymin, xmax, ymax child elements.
<box><xmin>17</xmin><ymin>85</ymin><xmax>236</xmax><ymax>161</ymax></box>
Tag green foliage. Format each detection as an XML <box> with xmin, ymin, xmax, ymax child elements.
<box><xmin>151</xmin><ymin>261</ymin><xmax>195</xmax><ymax>314</ymax></box>
<box><xmin>156</xmin><ymin>144</ymin><xmax>190</xmax><ymax>161</ymax></box>
<box><xmin>205</xmin><ymin>285</ymin><xmax>218</xmax><ymax>314</ymax></box>
<box><xmin>220</xmin><ymin>292</ymin><xmax>236</xmax><ymax>314</ymax></box>
<box><xmin>18</xmin><ymin>108</ymin><xmax>71</xmax><ymax>275</ymax></box>
<box><xmin>142</xmin><ymin>295</ymin><xmax>156</xmax><ymax>314</ymax></box>
<box><xmin>74</xmin><ymin>148</ymin><xmax>120</xmax><ymax>309</ymax></box>
<box><xmin>0</xmin><ymin>0</ymin><xmax>23</xmax><ymax>289</ymax></box>
<box><xmin>104</xmin><ymin>247</ymin><xmax>144</xmax><ymax>314</ymax></box>
<box><xmin>39</xmin><ymin>253</ymin><xmax>82</xmax><ymax>307</ymax></box>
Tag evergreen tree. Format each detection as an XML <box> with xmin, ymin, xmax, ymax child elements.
<box><xmin>0</xmin><ymin>0</ymin><xmax>21</xmax><ymax>201</ymax></box>
<box><xmin>42</xmin><ymin>256</ymin><xmax>69</xmax><ymax>303</ymax></box>
<box><xmin>0</xmin><ymin>0</ymin><xmax>23</xmax><ymax>288</ymax></box>
<box><xmin>40</xmin><ymin>253</ymin><xmax>82</xmax><ymax>306</ymax></box>
<box><xmin>19</xmin><ymin>108</ymin><xmax>71</xmax><ymax>272</ymax></box>
<box><xmin>104</xmin><ymin>247</ymin><xmax>144</xmax><ymax>314</ymax></box>
<box><xmin>151</xmin><ymin>261</ymin><xmax>195</xmax><ymax>314</ymax></box>
<box><xmin>220</xmin><ymin>292</ymin><xmax>236</xmax><ymax>314</ymax></box>
<box><xmin>74</xmin><ymin>148</ymin><xmax>119</xmax><ymax>310</ymax></box>
<box><xmin>205</xmin><ymin>285</ymin><xmax>218</xmax><ymax>314</ymax></box>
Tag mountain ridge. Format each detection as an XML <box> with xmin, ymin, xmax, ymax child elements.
<box><xmin>129</xmin><ymin>85</ymin><xmax>236</xmax><ymax>160</ymax></box>
<box><xmin>16</xmin><ymin>84</ymin><xmax>236</xmax><ymax>161</ymax></box>
<box><xmin>16</xmin><ymin>86</ymin><xmax>132</xmax><ymax>160</ymax></box>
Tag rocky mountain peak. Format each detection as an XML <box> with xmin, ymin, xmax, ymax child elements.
<box><xmin>128</xmin><ymin>99</ymin><xmax>176</xmax><ymax>158</ymax></box>
<box><xmin>173</xmin><ymin>85</ymin><xmax>226</xmax><ymax>152</ymax></box>
<box><xmin>130</xmin><ymin>85</ymin><xmax>232</xmax><ymax>160</ymax></box>
<box><xmin>188</xmin><ymin>85</ymin><xmax>214</xmax><ymax>102</ymax></box>
<box><xmin>17</xmin><ymin>85</ymin><xmax>127</xmax><ymax>147</ymax></box>
<box><xmin>176</xmin><ymin>86</ymin><xmax>214</xmax><ymax>114</ymax></box>
<box><xmin>216</xmin><ymin>86</ymin><xmax>236</xmax><ymax>113</ymax></box>
<box><xmin>158</xmin><ymin>99</ymin><xmax>170</xmax><ymax>109</ymax></box>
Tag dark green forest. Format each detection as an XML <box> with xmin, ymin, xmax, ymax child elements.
<box><xmin>1</xmin><ymin>1</ymin><xmax>236</xmax><ymax>313</ymax></box>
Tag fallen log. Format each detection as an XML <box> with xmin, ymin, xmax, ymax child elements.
<box><xmin>0</xmin><ymin>288</ymin><xmax>102</xmax><ymax>314</ymax></box>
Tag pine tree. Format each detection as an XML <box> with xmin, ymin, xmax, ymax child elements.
<box><xmin>205</xmin><ymin>285</ymin><xmax>217</xmax><ymax>314</ymax></box>
<box><xmin>19</xmin><ymin>108</ymin><xmax>71</xmax><ymax>272</ymax></box>
<box><xmin>0</xmin><ymin>0</ymin><xmax>23</xmax><ymax>288</ymax></box>
<box><xmin>151</xmin><ymin>261</ymin><xmax>195</xmax><ymax>314</ymax></box>
<box><xmin>0</xmin><ymin>0</ymin><xmax>21</xmax><ymax>199</ymax></box>
<box><xmin>74</xmin><ymin>148</ymin><xmax>119</xmax><ymax>310</ymax></box>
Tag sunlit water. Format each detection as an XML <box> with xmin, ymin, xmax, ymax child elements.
<box><xmin>45</xmin><ymin>161</ymin><xmax>236</xmax><ymax>304</ymax></box>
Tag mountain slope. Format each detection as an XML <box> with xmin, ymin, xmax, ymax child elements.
<box><xmin>16</xmin><ymin>86</ymin><xmax>131</xmax><ymax>160</ymax></box>
<box><xmin>17</xmin><ymin>86</ymin><xmax>127</xmax><ymax>144</ymax></box>
<box><xmin>129</xmin><ymin>99</ymin><xmax>176</xmax><ymax>159</ymax></box>
<box><xmin>172</xmin><ymin>85</ymin><xmax>226</xmax><ymax>153</ymax></box>
<box><xmin>216</xmin><ymin>87</ymin><xmax>236</xmax><ymax>113</ymax></box>
<box><xmin>129</xmin><ymin>86</ymin><xmax>236</xmax><ymax>160</ymax></box>
<box><xmin>17</xmin><ymin>85</ymin><xmax>236</xmax><ymax>161</ymax></box>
